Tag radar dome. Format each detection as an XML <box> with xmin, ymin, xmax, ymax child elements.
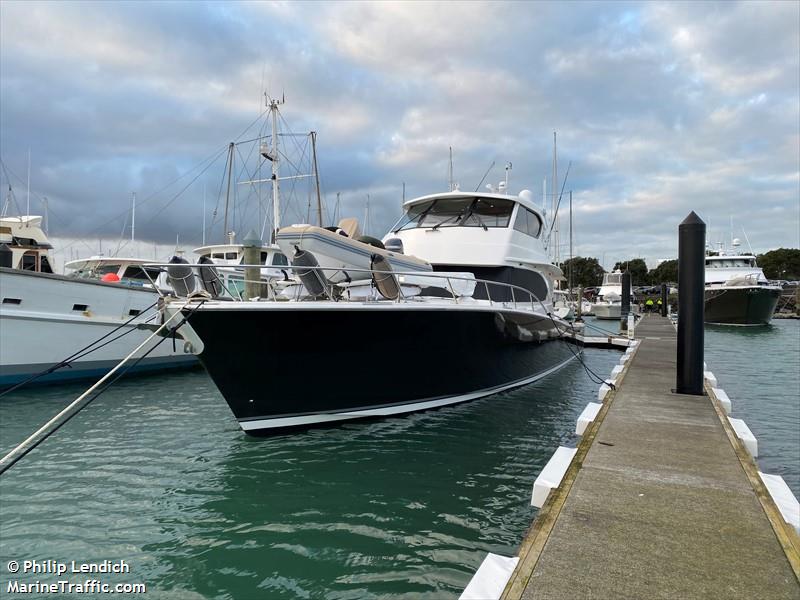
<box><xmin>519</xmin><ymin>189</ymin><xmax>534</xmax><ymax>203</ymax></box>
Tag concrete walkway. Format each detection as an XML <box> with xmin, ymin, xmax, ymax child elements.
<box><xmin>503</xmin><ymin>315</ymin><xmax>800</xmax><ymax>599</ymax></box>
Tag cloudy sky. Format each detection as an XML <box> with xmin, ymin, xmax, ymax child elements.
<box><xmin>1</xmin><ymin>1</ymin><xmax>798</xmax><ymax>268</ymax></box>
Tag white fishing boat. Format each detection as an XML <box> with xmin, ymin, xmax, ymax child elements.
<box><xmin>0</xmin><ymin>215</ymin><xmax>197</xmax><ymax>388</ymax></box>
<box><xmin>590</xmin><ymin>270</ymin><xmax>638</xmax><ymax>320</ymax></box>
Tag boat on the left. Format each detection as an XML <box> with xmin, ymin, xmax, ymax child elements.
<box><xmin>0</xmin><ymin>215</ymin><xmax>198</xmax><ymax>388</ymax></box>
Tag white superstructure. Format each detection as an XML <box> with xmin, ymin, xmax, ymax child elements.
<box><xmin>0</xmin><ymin>216</ymin><xmax>196</xmax><ymax>388</ymax></box>
<box><xmin>590</xmin><ymin>270</ymin><xmax>624</xmax><ymax>319</ymax></box>
<box><xmin>704</xmin><ymin>254</ymin><xmax>771</xmax><ymax>287</ymax></box>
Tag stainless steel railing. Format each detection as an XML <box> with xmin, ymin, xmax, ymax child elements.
<box><xmin>142</xmin><ymin>262</ymin><xmax>549</xmax><ymax>313</ymax></box>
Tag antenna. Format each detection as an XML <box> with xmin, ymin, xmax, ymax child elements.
<box><xmin>741</xmin><ymin>227</ymin><xmax>755</xmax><ymax>255</ymax></box>
<box><xmin>448</xmin><ymin>146</ymin><xmax>454</xmax><ymax>191</ymax></box>
<box><xmin>474</xmin><ymin>160</ymin><xmax>496</xmax><ymax>192</ymax></box>
<box><xmin>402</xmin><ymin>182</ymin><xmax>405</xmax><ymax>203</ymax></box>
<box><xmin>364</xmin><ymin>194</ymin><xmax>371</xmax><ymax>236</ymax></box>
<box><xmin>504</xmin><ymin>162</ymin><xmax>512</xmax><ymax>190</ymax></box>
<box><xmin>42</xmin><ymin>197</ymin><xmax>48</xmax><ymax>235</ymax></box>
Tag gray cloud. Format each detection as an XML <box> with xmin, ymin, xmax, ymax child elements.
<box><xmin>1</xmin><ymin>0</ymin><xmax>797</xmax><ymax>267</ymax></box>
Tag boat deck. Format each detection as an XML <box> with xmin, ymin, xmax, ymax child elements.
<box><xmin>502</xmin><ymin>314</ymin><xmax>800</xmax><ymax>599</ymax></box>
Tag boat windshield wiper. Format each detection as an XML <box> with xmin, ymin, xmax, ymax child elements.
<box><xmin>431</xmin><ymin>209</ymin><xmax>466</xmax><ymax>230</ymax></box>
<box><xmin>394</xmin><ymin>202</ymin><xmax>436</xmax><ymax>233</ymax></box>
<box><xmin>463</xmin><ymin>201</ymin><xmax>488</xmax><ymax>231</ymax></box>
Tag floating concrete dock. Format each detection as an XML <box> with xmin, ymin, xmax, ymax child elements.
<box><xmin>501</xmin><ymin>315</ymin><xmax>800</xmax><ymax>599</ymax></box>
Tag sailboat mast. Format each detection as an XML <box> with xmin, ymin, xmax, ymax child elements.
<box><xmin>311</xmin><ymin>131</ymin><xmax>323</xmax><ymax>227</ymax></box>
<box><xmin>26</xmin><ymin>148</ymin><xmax>30</xmax><ymax>219</ymax></box>
<box><xmin>202</xmin><ymin>184</ymin><xmax>206</xmax><ymax>246</ymax></box>
<box><xmin>270</xmin><ymin>98</ymin><xmax>281</xmax><ymax>241</ymax></box>
<box><xmin>131</xmin><ymin>191</ymin><xmax>136</xmax><ymax>243</ymax></box>
<box><xmin>223</xmin><ymin>142</ymin><xmax>234</xmax><ymax>239</ymax></box>
<box><xmin>552</xmin><ymin>131</ymin><xmax>559</xmax><ymax>265</ymax></box>
<box><xmin>569</xmin><ymin>190</ymin><xmax>573</xmax><ymax>293</ymax></box>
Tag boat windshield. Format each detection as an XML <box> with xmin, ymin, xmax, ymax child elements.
<box><xmin>705</xmin><ymin>258</ymin><xmax>756</xmax><ymax>268</ymax></box>
<box><xmin>393</xmin><ymin>197</ymin><xmax>514</xmax><ymax>231</ymax></box>
<box><xmin>605</xmin><ymin>274</ymin><xmax>621</xmax><ymax>285</ymax></box>
<box><xmin>122</xmin><ymin>265</ymin><xmax>162</xmax><ymax>281</ymax></box>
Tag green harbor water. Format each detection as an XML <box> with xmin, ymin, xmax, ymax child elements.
<box><xmin>1</xmin><ymin>321</ymin><xmax>797</xmax><ymax>598</ymax></box>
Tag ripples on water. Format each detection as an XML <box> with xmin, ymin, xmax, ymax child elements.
<box><xmin>1</xmin><ymin>348</ymin><xmax>616</xmax><ymax>599</ymax></box>
<box><xmin>704</xmin><ymin>320</ymin><xmax>800</xmax><ymax>497</ymax></box>
<box><xmin>1</xmin><ymin>320</ymin><xmax>796</xmax><ymax>599</ymax></box>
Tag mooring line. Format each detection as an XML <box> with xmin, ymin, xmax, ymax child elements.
<box><xmin>0</xmin><ymin>300</ymin><xmax>160</xmax><ymax>398</ymax></box>
<box><xmin>0</xmin><ymin>300</ymin><xmax>196</xmax><ymax>476</ymax></box>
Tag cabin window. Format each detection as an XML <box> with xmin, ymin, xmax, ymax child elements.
<box><xmin>122</xmin><ymin>266</ymin><xmax>160</xmax><ymax>282</ymax></box>
<box><xmin>393</xmin><ymin>197</ymin><xmax>515</xmax><ymax>231</ymax></box>
<box><xmin>2</xmin><ymin>298</ymin><xmax>22</xmax><ymax>305</ymax></box>
<box><xmin>72</xmin><ymin>304</ymin><xmax>89</xmax><ymax>311</ymax></box>
<box><xmin>96</xmin><ymin>264</ymin><xmax>122</xmax><ymax>276</ymax></box>
<box><xmin>21</xmin><ymin>252</ymin><xmax>38</xmax><ymax>271</ymax></box>
<box><xmin>260</xmin><ymin>252</ymin><xmax>269</xmax><ymax>265</ymax></box>
<box><xmin>212</xmin><ymin>253</ymin><xmax>225</xmax><ymax>259</ymax></box>
<box><xmin>513</xmin><ymin>207</ymin><xmax>543</xmax><ymax>238</ymax></box>
<box><xmin>461</xmin><ymin>198</ymin><xmax>514</xmax><ymax>228</ymax></box>
<box><xmin>128</xmin><ymin>309</ymin><xmax>141</xmax><ymax>316</ymax></box>
<box><xmin>271</xmin><ymin>253</ymin><xmax>289</xmax><ymax>266</ymax></box>
<box><xmin>40</xmin><ymin>255</ymin><xmax>53</xmax><ymax>273</ymax></box>
<box><xmin>225</xmin><ymin>252</ymin><xmax>237</xmax><ymax>260</ymax></box>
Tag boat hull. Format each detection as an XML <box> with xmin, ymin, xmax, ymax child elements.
<box><xmin>183</xmin><ymin>304</ymin><xmax>577</xmax><ymax>433</ymax></box>
<box><xmin>704</xmin><ymin>285</ymin><xmax>781</xmax><ymax>325</ymax></box>
<box><xmin>591</xmin><ymin>303</ymin><xmax>620</xmax><ymax>320</ymax></box>
<box><xmin>0</xmin><ymin>268</ymin><xmax>198</xmax><ymax>388</ymax></box>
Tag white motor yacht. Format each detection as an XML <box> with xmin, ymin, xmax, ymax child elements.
<box><xmin>0</xmin><ymin>216</ymin><xmax>197</xmax><ymax>388</ymax></box>
<box><xmin>163</xmin><ymin>184</ymin><xmax>576</xmax><ymax>434</ymax></box>
<box><xmin>590</xmin><ymin>270</ymin><xmax>626</xmax><ymax>319</ymax></box>
<box><xmin>704</xmin><ymin>241</ymin><xmax>781</xmax><ymax>325</ymax></box>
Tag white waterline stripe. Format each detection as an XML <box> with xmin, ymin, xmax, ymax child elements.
<box><xmin>239</xmin><ymin>354</ymin><xmax>578</xmax><ymax>431</ymax></box>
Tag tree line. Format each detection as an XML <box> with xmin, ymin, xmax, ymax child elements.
<box><xmin>558</xmin><ymin>248</ymin><xmax>799</xmax><ymax>289</ymax></box>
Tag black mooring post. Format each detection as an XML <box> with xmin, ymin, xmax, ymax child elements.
<box><xmin>620</xmin><ymin>270</ymin><xmax>631</xmax><ymax>331</ymax></box>
<box><xmin>676</xmin><ymin>211</ymin><xmax>706</xmax><ymax>395</ymax></box>
<box><xmin>661</xmin><ymin>283</ymin><xmax>668</xmax><ymax>317</ymax></box>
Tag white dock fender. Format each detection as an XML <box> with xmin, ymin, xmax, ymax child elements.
<box><xmin>576</xmin><ymin>402</ymin><xmax>603</xmax><ymax>436</ymax></box>
<box><xmin>459</xmin><ymin>553</ymin><xmax>520</xmax><ymax>600</ymax></box>
<box><xmin>704</xmin><ymin>371</ymin><xmax>718</xmax><ymax>387</ymax></box>
<box><xmin>758</xmin><ymin>472</ymin><xmax>800</xmax><ymax>533</ymax></box>
<box><xmin>712</xmin><ymin>387</ymin><xmax>732</xmax><ymax>415</ymax></box>
<box><xmin>728</xmin><ymin>417</ymin><xmax>758</xmax><ymax>457</ymax></box>
<box><xmin>531</xmin><ymin>446</ymin><xmax>577</xmax><ymax>508</ymax></box>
